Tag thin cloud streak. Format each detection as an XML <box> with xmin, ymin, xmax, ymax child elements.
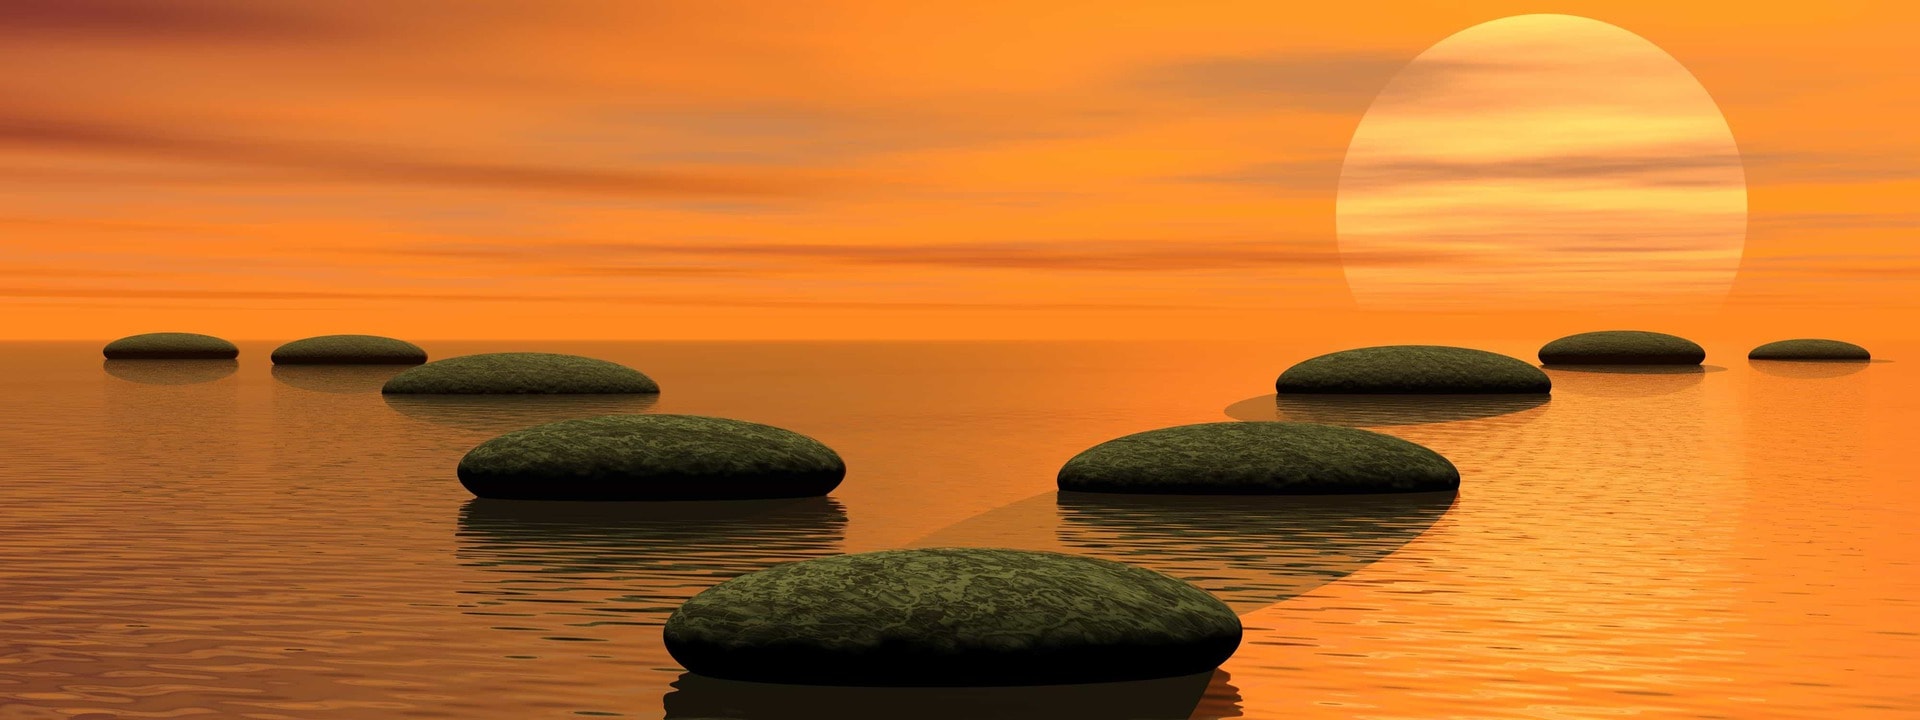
<box><xmin>379</xmin><ymin>239</ymin><xmax>1471</xmax><ymax>272</ymax></box>
<box><xmin>0</xmin><ymin>0</ymin><xmax>349</xmax><ymax>41</ymax></box>
<box><xmin>0</xmin><ymin>113</ymin><xmax>822</xmax><ymax>199</ymax></box>
<box><xmin>0</xmin><ymin>285</ymin><xmax>1195</xmax><ymax>310</ymax></box>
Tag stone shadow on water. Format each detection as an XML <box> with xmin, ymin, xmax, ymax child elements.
<box><xmin>1543</xmin><ymin>364</ymin><xmax>1724</xmax><ymax>398</ymax></box>
<box><xmin>1748</xmin><ymin>359</ymin><xmax>1878</xmax><ymax>380</ymax></box>
<box><xmin>662</xmin><ymin>668</ymin><xmax>1238</xmax><ymax>720</ymax></box>
<box><xmin>912</xmin><ymin>491</ymin><xmax>1454</xmax><ymax>615</ymax></box>
<box><xmin>271</xmin><ymin>365</ymin><xmax>410</xmax><ymax>394</ymax></box>
<box><xmin>385</xmin><ymin>393</ymin><xmax>659</xmax><ymax>433</ymax></box>
<box><xmin>1056</xmin><ymin>491</ymin><xmax>1456</xmax><ymax>613</ymax></box>
<box><xmin>454</xmin><ymin>497</ymin><xmax>846</xmax><ymax>627</ymax></box>
<box><xmin>1225</xmin><ymin>393</ymin><xmax>1548</xmax><ymax>426</ymax></box>
<box><xmin>102</xmin><ymin>359</ymin><xmax>238</xmax><ymax>385</ymax></box>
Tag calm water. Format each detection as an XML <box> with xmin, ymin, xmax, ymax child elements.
<box><xmin>1</xmin><ymin>340</ymin><xmax>1914</xmax><ymax>719</ymax></box>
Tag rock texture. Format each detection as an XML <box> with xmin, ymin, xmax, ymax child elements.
<box><xmin>1058</xmin><ymin>421</ymin><xmax>1459</xmax><ymax>495</ymax></box>
<box><xmin>1538</xmin><ymin>331</ymin><xmax>1705</xmax><ymax>365</ymax></box>
<box><xmin>1276</xmin><ymin>345</ymin><xmax>1549</xmax><ymax>394</ymax></box>
<box><xmin>272</xmin><ymin>335</ymin><xmax>427</xmax><ymax>365</ymax></box>
<box><xmin>102</xmin><ymin>333</ymin><xmax>238</xmax><ymax>360</ymax></box>
<box><xmin>1749</xmin><ymin>339</ymin><xmax>1870</xmax><ymax>361</ymax></box>
<box><xmin>662</xmin><ymin>547</ymin><xmax>1242</xmax><ymax>686</ymax></box>
<box><xmin>382</xmin><ymin>352</ymin><xmax>659</xmax><ymax>394</ymax></box>
<box><xmin>456</xmin><ymin>414</ymin><xmax>845</xmax><ymax>500</ymax></box>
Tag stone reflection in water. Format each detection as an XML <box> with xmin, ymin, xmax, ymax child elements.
<box><xmin>455</xmin><ymin>497</ymin><xmax>846</xmax><ymax>629</ymax></box>
<box><xmin>1748</xmin><ymin>359</ymin><xmax>1873</xmax><ymax>379</ymax></box>
<box><xmin>102</xmin><ymin>359</ymin><xmax>239</xmax><ymax>385</ymax></box>
<box><xmin>101</xmin><ymin>360</ymin><xmax>244</xmax><ymax>481</ymax></box>
<box><xmin>384</xmin><ymin>393</ymin><xmax>659</xmax><ymax>433</ymax></box>
<box><xmin>1225</xmin><ymin>392</ymin><xmax>1547</xmax><ymax>426</ymax></box>
<box><xmin>1057</xmin><ymin>492</ymin><xmax>1454</xmax><ymax>613</ymax></box>
<box><xmin>1543</xmin><ymin>364</ymin><xmax>1722</xmax><ymax>398</ymax></box>
<box><xmin>912</xmin><ymin>492</ymin><xmax>1452</xmax><ymax>614</ymax></box>
<box><xmin>271</xmin><ymin>364</ymin><xmax>410</xmax><ymax>394</ymax></box>
<box><xmin>662</xmin><ymin>669</ymin><xmax>1235</xmax><ymax>720</ymax></box>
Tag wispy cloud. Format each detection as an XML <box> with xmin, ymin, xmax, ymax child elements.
<box><xmin>1126</xmin><ymin>51</ymin><xmax>1475</xmax><ymax>113</ymax></box>
<box><xmin>0</xmin><ymin>112</ymin><xmax>825</xmax><ymax>199</ymax></box>
<box><xmin>0</xmin><ymin>285</ymin><xmax>1194</xmax><ymax>310</ymax></box>
<box><xmin>378</xmin><ymin>238</ymin><xmax>1471</xmax><ymax>273</ymax></box>
<box><xmin>1749</xmin><ymin>212</ymin><xmax>1920</xmax><ymax>231</ymax></box>
<box><xmin>0</xmin><ymin>0</ymin><xmax>348</xmax><ymax>41</ymax></box>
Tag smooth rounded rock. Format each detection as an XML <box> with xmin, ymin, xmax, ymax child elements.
<box><xmin>1276</xmin><ymin>345</ymin><xmax>1549</xmax><ymax>394</ymax></box>
<box><xmin>382</xmin><ymin>352</ymin><xmax>658</xmax><ymax>394</ymax></box>
<box><xmin>272</xmin><ymin>335</ymin><xmax>427</xmax><ymax>365</ymax></box>
<box><xmin>662</xmin><ymin>547</ymin><xmax>1242</xmax><ymax>686</ymax></box>
<box><xmin>102</xmin><ymin>332</ymin><xmax>238</xmax><ymax>360</ymax></box>
<box><xmin>1749</xmin><ymin>339</ymin><xmax>1870</xmax><ymax>361</ymax></box>
<box><xmin>456</xmin><ymin>414</ymin><xmax>844</xmax><ymax>500</ymax></box>
<box><xmin>1539</xmin><ymin>331</ymin><xmax>1704</xmax><ymax>365</ymax></box>
<box><xmin>1058</xmin><ymin>421</ymin><xmax>1458</xmax><ymax>495</ymax></box>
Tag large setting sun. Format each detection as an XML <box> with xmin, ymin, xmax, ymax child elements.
<box><xmin>1337</xmin><ymin>14</ymin><xmax>1747</xmax><ymax>312</ymax></box>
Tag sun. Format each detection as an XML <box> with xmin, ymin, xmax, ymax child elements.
<box><xmin>1336</xmin><ymin>14</ymin><xmax>1747</xmax><ymax>312</ymax></box>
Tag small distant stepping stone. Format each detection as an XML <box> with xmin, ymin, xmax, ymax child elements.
<box><xmin>662</xmin><ymin>547</ymin><xmax>1242</xmax><ymax>686</ymax></box>
<box><xmin>1749</xmin><ymin>339</ymin><xmax>1870</xmax><ymax>361</ymax></box>
<box><xmin>382</xmin><ymin>352</ymin><xmax>658</xmax><ymax>394</ymax></box>
<box><xmin>456</xmin><ymin>414</ymin><xmax>845</xmax><ymax>500</ymax></box>
<box><xmin>102</xmin><ymin>332</ymin><xmax>238</xmax><ymax>360</ymax></box>
<box><xmin>1539</xmin><ymin>330</ymin><xmax>1705</xmax><ymax>365</ymax></box>
<box><xmin>272</xmin><ymin>335</ymin><xmax>427</xmax><ymax>365</ymax></box>
<box><xmin>1276</xmin><ymin>345</ymin><xmax>1549</xmax><ymax>394</ymax></box>
<box><xmin>1058</xmin><ymin>421</ymin><xmax>1459</xmax><ymax>495</ymax></box>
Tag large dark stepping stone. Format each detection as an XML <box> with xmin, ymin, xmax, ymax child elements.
<box><xmin>1276</xmin><ymin>345</ymin><xmax>1549</xmax><ymax>394</ymax></box>
<box><xmin>383</xmin><ymin>352</ymin><xmax>658</xmax><ymax>394</ymax></box>
<box><xmin>102</xmin><ymin>332</ymin><xmax>238</xmax><ymax>360</ymax></box>
<box><xmin>1539</xmin><ymin>330</ymin><xmax>1704</xmax><ymax>365</ymax></box>
<box><xmin>1058</xmin><ymin>421</ymin><xmax>1458</xmax><ymax>495</ymax></box>
<box><xmin>457</xmin><ymin>414</ymin><xmax>844</xmax><ymax>500</ymax></box>
<box><xmin>272</xmin><ymin>335</ymin><xmax>427</xmax><ymax>365</ymax></box>
<box><xmin>1749</xmin><ymin>339</ymin><xmax>1869</xmax><ymax>361</ymax></box>
<box><xmin>662</xmin><ymin>548</ymin><xmax>1241</xmax><ymax>686</ymax></box>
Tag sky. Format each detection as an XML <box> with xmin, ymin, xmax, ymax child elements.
<box><xmin>1</xmin><ymin>0</ymin><xmax>1915</xmax><ymax>341</ymax></box>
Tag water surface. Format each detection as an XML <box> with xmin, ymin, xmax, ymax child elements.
<box><xmin>1</xmin><ymin>340</ymin><xmax>1913</xmax><ymax>718</ymax></box>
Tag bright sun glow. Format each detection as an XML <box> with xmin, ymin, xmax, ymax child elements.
<box><xmin>1337</xmin><ymin>13</ymin><xmax>1747</xmax><ymax>311</ymax></box>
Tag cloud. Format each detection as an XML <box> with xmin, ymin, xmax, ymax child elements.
<box><xmin>1180</xmin><ymin>146</ymin><xmax>1745</xmax><ymax>193</ymax></box>
<box><xmin>1748</xmin><ymin>212</ymin><xmax>1920</xmax><ymax>231</ymax></box>
<box><xmin>0</xmin><ymin>112</ymin><xmax>822</xmax><ymax>199</ymax></box>
<box><xmin>0</xmin><ymin>285</ymin><xmax>1192</xmax><ymax>310</ymax></box>
<box><xmin>0</xmin><ymin>0</ymin><xmax>347</xmax><ymax>41</ymax></box>
<box><xmin>380</xmin><ymin>238</ymin><xmax>1471</xmax><ymax>273</ymax></box>
<box><xmin>1128</xmin><ymin>51</ymin><xmax>1436</xmax><ymax>113</ymax></box>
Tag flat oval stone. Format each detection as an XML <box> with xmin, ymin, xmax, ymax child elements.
<box><xmin>382</xmin><ymin>352</ymin><xmax>658</xmax><ymax>394</ymax></box>
<box><xmin>662</xmin><ymin>547</ymin><xmax>1242</xmax><ymax>686</ymax></box>
<box><xmin>102</xmin><ymin>332</ymin><xmax>238</xmax><ymax>360</ymax></box>
<box><xmin>456</xmin><ymin>414</ymin><xmax>845</xmax><ymax>500</ymax></box>
<box><xmin>1058</xmin><ymin>421</ymin><xmax>1458</xmax><ymax>495</ymax></box>
<box><xmin>272</xmin><ymin>335</ymin><xmax>427</xmax><ymax>365</ymax></box>
<box><xmin>1276</xmin><ymin>345</ymin><xmax>1549</xmax><ymax>394</ymax></box>
<box><xmin>1749</xmin><ymin>339</ymin><xmax>1870</xmax><ymax>361</ymax></box>
<box><xmin>1539</xmin><ymin>331</ymin><xmax>1705</xmax><ymax>365</ymax></box>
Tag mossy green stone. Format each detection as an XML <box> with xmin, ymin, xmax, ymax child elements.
<box><xmin>272</xmin><ymin>335</ymin><xmax>427</xmax><ymax>365</ymax></box>
<box><xmin>1058</xmin><ymin>421</ymin><xmax>1459</xmax><ymax>495</ymax></box>
<box><xmin>457</xmin><ymin>414</ymin><xmax>845</xmax><ymax>500</ymax></box>
<box><xmin>662</xmin><ymin>547</ymin><xmax>1242</xmax><ymax>686</ymax></box>
<box><xmin>1749</xmin><ymin>339</ymin><xmax>1870</xmax><ymax>361</ymax></box>
<box><xmin>382</xmin><ymin>352</ymin><xmax>658</xmax><ymax>394</ymax></box>
<box><xmin>102</xmin><ymin>332</ymin><xmax>238</xmax><ymax>360</ymax></box>
<box><xmin>1275</xmin><ymin>345</ymin><xmax>1549</xmax><ymax>394</ymax></box>
<box><xmin>1539</xmin><ymin>331</ymin><xmax>1704</xmax><ymax>365</ymax></box>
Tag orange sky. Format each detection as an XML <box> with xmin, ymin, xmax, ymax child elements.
<box><xmin>2</xmin><ymin>0</ymin><xmax>1915</xmax><ymax>341</ymax></box>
